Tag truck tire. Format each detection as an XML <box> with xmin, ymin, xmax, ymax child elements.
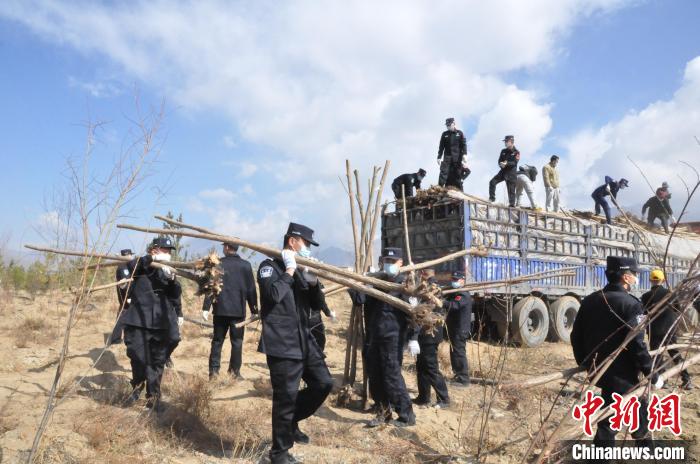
<box><xmin>511</xmin><ymin>296</ymin><xmax>549</xmax><ymax>347</ymax></box>
<box><xmin>547</xmin><ymin>296</ymin><xmax>580</xmax><ymax>343</ymax></box>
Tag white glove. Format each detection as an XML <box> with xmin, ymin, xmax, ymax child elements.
<box><xmin>202</xmin><ymin>310</ymin><xmax>209</xmax><ymax>321</ymax></box>
<box><xmin>654</xmin><ymin>375</ymin><xmax>664</xmax><ymax>389</ymax></box>
<box><xmin>161</xmin><ymin>265</ymin><xmax>176</xmax><ymax>280</ymax></box>
<box><xmin>126</xmin><ymin>298</ymin><xmax>131</xmax><ymax>304</ymax></box>
<box><xmin>407</xmin><ymin>340</ymin><xmax>420</xmax><ymax>357</ymax></box>
<box><xmin>177</xmin><ymin>316</ymin><xmax>184</xmax><ymax>327</ymax></box>
<box><xmin>281</xmin><ymin>249</ymin><xmax>297</xmax><ymax>271</ymax></box>
<box><xmin>499</xmin><ymin>162</ymin><xmax>506</xmax><ymax>168</ymax></box>
<box><xmin>303</xmin><ymin>268</ymin><xmax>318</xmax><ymax>285</ymax></box>
<box><xmin>605</xmin><ymin>184</ymin><xmax>611</xmax><ymax>193</ymax></box>
<box><xmin>408</xmin><ymin>296</ymin><xmax>419</xmax><ymax>307</ymax></box>
<box><xmin>329</xmin><ymin>310</ymin><xmax>337</xmax><ymax>323</ymax></box>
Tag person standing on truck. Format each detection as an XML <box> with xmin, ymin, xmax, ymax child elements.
<box><xmin>514</xmin><ymin>165</ymin><xmax>539</xmax><ymax>209</ymax></box>
<box><xmin>354</xmin><ymin>247</ymin><xmax>417</xmax><ymax>428</ymax></box>
<box><xmin>570</xmin><ymin>256</ymin><xmax>661</xmax><ymax>447</ymax></box>
<box><xmin>591</xmin><ymin>176</ymin><xmax>629</xmax><ymax>225</ymax></box>
<box><xmin>392</xmin><ymin>169</ymin><xmax>427</xmax><ymax>200</ymax></box>
<box><xmin>641</xmin><ymin>269</ymin><xmax>692</xmax><ymax>390</ymax></box>
<box><xmin>201</xmin><ymin>241</ymin><xmax>258</xmax><ymax>380</ymax></box>
<box><xmin>542</xmin><ymin>155</ymin><xmax>560</xmax><ymax>212</ymax></box>
<box><xmin>443</xmin><ymin>271</ymin><xmax>472</xmax><ymax>386</ymax></box>
<box><xmin>437</xmin><ymin>117</ymin><xmax>468</xmax><ymax>190</ymax></box>
<box><xmin>110</xmin><ymin>248</ymin><xmax>134</xmax><ymax>344</ymax></box>
<box><xmin>256</xmin><ymin>222</ymin><xmax>333</xmax><ymax>464</ymax></box>
<box><xmin>641</xmin><ymin>191</ymin><xmax>673</xmax><ymax>233</ymax></box>
<box><xmin>488</xmin><ymin>135</ymin><xmax>520</xmax><ymax>207</ymax></box>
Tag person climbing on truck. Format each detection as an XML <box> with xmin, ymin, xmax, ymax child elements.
<box><xmin>591</xmin><ymin>176</ymin><xmax>628</xmax><ymax>225</ymax></box>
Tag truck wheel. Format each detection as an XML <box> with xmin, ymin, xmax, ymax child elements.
<box><xmin>511</xmin><ymin>296</ymin><xmax>549</xmax><ymax>347</ymax></box>
<box><xmin>547</xmin><ymin>296</ymin><xmax>580</xmax><ymax>343</ymax></box>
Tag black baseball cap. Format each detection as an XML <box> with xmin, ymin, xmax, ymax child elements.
<box><xmin>445</xmin><ymin>117</ymin><xmax>455</xmax><ymax>125</ymax></box>
<box><xmin>503</xmin><ymin>135</ymin><xmax>514</xmax><ymax>142</ymax></box>
<box><xmin>286</xmin><ymin>222</ymin><xmax>319</xmax><ymax>246</ymax></box>
<box><xmin>150</xmin><ymin>237</ymin><xmax>176</xmax><ymax>250</ymax></box>
<box><xmin>382</xmin><ymin>247</ymin><xmax>404</xmax><ymax>259</ymax></box>
<box><xmin>550</xmin><ymin>155</ymin><xmax>559</xmax><ymax>161</ymax></box>
<box><xmin>606</xmin><ymin>256</ymin><xmax>639</xmax><ymax>273</ymax></box>
<box><xmin>418</xmin><ymin>168</ymin><xmax>426</xmax><ymax>176</ymax></box>
<box><xmin>120</xmin><ymin>248</ymin><xmax>133</xmax><ymax>256</ymax></box>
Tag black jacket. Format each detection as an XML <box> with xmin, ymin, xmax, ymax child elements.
<box><xmin>497</xmin><ymin>147</ymin><xmax>520</xmax><ymax>179</ymax></box>
<box><xmin>444</xmin><ymin>291</ymin><xmax>472</xmax><ymax>338</ymax></box>
<box><xmin>641</xmin><ymin>285</ymin><xmax>680</xmax><ymax>346</ymax></box>
<box><xmin>570</xmin><ymin>283</ymin><xmax>652</xmax><ymax>390</ymax></box>
<box><xmin>121</xmin><ymin>255</ymin><xmax>182</xmax><ymax>330</ymax></box>
<box><xmin>360</xmin><ymin>275</ymin><xmax>418</xmax><ymax>345</ymax></box>
<box><xmin>392</xmin><ymin>173</ymin><xmax>422</xmax><ymax>197</ymax></box>
<box><xmin>308</xmin><ymin>283</ymin><xmax>332</xmax><ymax>325</ymax></box>
<box><xmin>642</xmin><ymin>196</ymin><xmax>673</xmax><ymax>218</ymax></box>
<box><xmin>202</xmin><ymin>254</ymin><xmax>257</xmax><ymax>318</ymax></box>
<box><xmin>438</xmin><ymin>129</ymin><xmax>467</xmax><ymax>162</ymax></box>
<box><xmin>256</xmin><ymin>257</ymin><xmax>325</xmax><ymax>360</ymax></box>
<box><xmin>115</xmin><ymin>262</ymin><xmax>132</xmax><ymax>307</ymax></box>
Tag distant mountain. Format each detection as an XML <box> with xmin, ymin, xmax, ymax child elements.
<box><xmin>316</xmin><ymin>246</ymin><xmax>355</xmax><ymax>267</ymax></box>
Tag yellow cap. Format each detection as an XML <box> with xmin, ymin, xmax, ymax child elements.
<box><xmin>650</xmin><ymin>269</ymin><xmax>665</xmax><ymax>282</ymax></box>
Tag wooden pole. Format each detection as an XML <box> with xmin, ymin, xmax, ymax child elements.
<box><xmin>401</xmin><ymin>184</ymin><xmax>413</xmax><ymax>266</ymax></box>
<box><xmin>82</xmin><ymin>278</ymin><xmax>132</xmax><ymax>293</ymax></box>
<box><xmin>346</xmin><ymin>160</ymin><xmax>361</xmax><ymax>272</ymax></box>
<box><xmin>24</xmin><ymin>244</ymin><xmax>195</xmax><ymax>269</ymax></box>
<box><xmin>442</xmin><ymin>267</ymin><xmax>580</xmax><ymax>295</ymax></box>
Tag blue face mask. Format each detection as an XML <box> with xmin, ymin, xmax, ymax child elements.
<box><xmin>383</xmin><ymin>263</ymin><xmax>399</xmax><ymax>276</ymax></box>
<box><xmin>297</xmin><ymin>244</ymin><xmax>312</xmax><ymax>258</ymax></box>
<box><xmin>450</xmin><ymin>281</ymin><xmax>462</xmax><ymax>289</ymax></box>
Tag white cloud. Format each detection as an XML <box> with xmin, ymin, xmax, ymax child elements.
<box><xmin>0</xmin><ymin>0</ymin><xmax>640</xmax><ymax>245</ymax></box>
<box><xmin>198</xmin><ymin>188</ymin><xmax>236</xmax><ymax>202</ymax></box>
<box><xmin>222</xmin><ymin>135</ymin><xmax>237</xmax><ymax>148</ymax></box>
<box><xmin>559</xmin><ymin>56</ymin><xmax>700</xmax><ymax>218</ymax></box>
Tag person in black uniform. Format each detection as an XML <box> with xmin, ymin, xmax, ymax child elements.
<box><xmin>356</xmin><ymin>247</ymin><xmax>417</xmax><ymax>428</ymax></box>
<box><xmin>122</xmin><ymin>237</ymin><xmax>182</xmax><ymax>411</ymax></box>
<box><xmin>591</xmin><ymin>176</ymin><xmax>629</xmax><ymax>225</ymax></box>
<box><xmin>202</xmin><ymin>242</ymin><xmax>258</xmax><ymax>379</ymax></box>
<box><xmin>437</xmin><ymin>118</ymin><xmax>468</xmax><ymax>190</ymax></box>
<box><xmin>413</xmin><ymin>269</ymin><xmax>450</xmax><ymax>408</ymax></box>
<box><xmin>488</xmin><ymin>135</ymin><xmax>520</xmax><ymax>207</ymax></box>
<box><xmin>257</xmin><ymin>223</ymin><xmax>333</xmax><ymax>464</ymax></box>
<box><xmin>444</xmin><ymin>271</ymin><xmax>472</xmax><ymax>386</ymax></box>
<box><xmin>109</xmin><ymin>248</ymin><xmax>134</xmax><ymax>344</ymax></box>
<box><xmin>641</xmin><ymin>269</ymin><xmax>692</xmax><ymax>390</ymax></box>
<box><xmin>570</xmin><ymin>256</ymin><xmax>659</xmax><ymax>447</ymax></box>
<box><xmin>392</xmin><ymin>169</ymin><xmax>427</xmax><ymax>200</ymax></box>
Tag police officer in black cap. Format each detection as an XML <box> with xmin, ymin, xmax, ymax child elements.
<box><xmin>444</xmin><ymin>271</ymin><xmax>473</xmax><ymax>386</ymax></box>
<box><xmin>202</xmin><ymin>242</ymin><xmax>258</xmax><ymax>380</ymax></box>
<box><xmin>489</xmin><ymin>135</ymin><xmax>520</xmax><ymax>207</ymax></box>
<box><xmin>413</xmin><ymin>310</ymin><xmax>450</xmax><ymax>409</ymax></box>
<box><xmin>392</xmin><ymin>169</ymin><xmax>427</xmax><ymax>200</ymax></box>
<box><xmin>257</xmin><ymin>223</ymin><xmax>333</xmax><ymax>464</ymax></box>
<box><xmin>571</xmin><ymin>256</ymin><xmax>659</xmax><ymax>447</ymax></box>
<box><xmin>355</xmin><ymin>247</ymin><xmax>417</xmax><ymax>427</ymax></box>
<box><xmin>109</xmin><ymin>248</ymin><xmax>134</xmax><ymax>344</ymax></box>
<box><xmin>122</xmin><ymin>237</ymin><xmax>182</xmax><ymax>411</ymax></box>
<box><xmin>437</xmin><ymin>118</ymin><xmax>468</xmax><ymax>190</ymax></box>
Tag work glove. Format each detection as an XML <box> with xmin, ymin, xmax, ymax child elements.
<box><xmin>160</xmin><ymin>265</ymin><xmax>176</xmax><ymax>280</ymax></box>
<box><xmin>407</xmin><ymin>340</ymin><xmax>420</xmax><ymax>357</ymax></box>
<box><xmin>177</xmin><ymin>316</ymin><xmax>184</xmax><ymax>327</ymax></box>
<box><xmin>408</xmin><ymin>296</ymin><xmax>419</xmax><ymax>307</ymax></box>
<box><xmin>652</xmin><ymin>374</ymin><xmax>664</xmax><ymax>390</ymax></box>
<box><xmin>605</xmin><ymin>184</ymin><xmax>611</xmax><ymax>193</ymax></box>
<box><xmin>499</xmin><ymin>161</ymin><xmax>506</xmax><ymax>169</ymax></box>
<box><xmin>281</xmin><ymin>249</ymin><xmax>297</xmax><ymax>271</ymax></box>
<box><xmin>671</xmin><ymin>216</ymin><xmax>678</xmax><ymax>224</ymax></box>
<box><xmin>126</xmin><ymin>298</ymin><xmax>131</xmax><ymax>305</ymax></box>
<box><xmin>329</xmin><ymin>310</ymin><xmax>337</xmax><ymax>323</ymax></box>
<box><xmin>202</xmin><ymin>310</ymin><xmax>209</xmax><ymax>321</ymax></box>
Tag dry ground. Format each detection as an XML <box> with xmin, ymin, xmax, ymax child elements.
<box><xmin>0</xmin><ymin>286</ymin><xmax>698</xmax><ymax>463</ymax></box>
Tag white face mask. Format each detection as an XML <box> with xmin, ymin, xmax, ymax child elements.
<box><xmin>297</xmin><ymin>243</ymin><xmax>312</xmax><ymax>258</ymax></box>
<box><xmin>450</xmin><ymin>281</ymin><xmax>462</xmax><ymax>289</ymax></box>
<box><xmin>626</xmin><ymin>274</ymin><xmax>638</xmax><ymax>290</ymax></box>
<box><xmin>153</xmin><ymin>252</ymin><xmax>171</xmax><ymax>262</ymax></box>
<box><xmin>383</xmin><ymin>263</ymin><xmax>399</xmax><ymax>277</ymax></box>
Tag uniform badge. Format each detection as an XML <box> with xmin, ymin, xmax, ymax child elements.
<box><xmin>259</xmin><ymin>266</ymin><xmax>273</xmax><ymax>278</ymax></box>
<box><xmin>455</xmin><ymin>296</ymin><xmax>462</xmax><ymax>301</ymax></box>
<box><xmin>635</xmin><ymin>314</ymin><xmax>646</xmax><ymax>325</ymax></box>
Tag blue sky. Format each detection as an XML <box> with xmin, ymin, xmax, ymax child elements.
<box><xmin>1</xmin><ymin>0</ymin><xmax>699</xmax><ymax>261</ymax></box>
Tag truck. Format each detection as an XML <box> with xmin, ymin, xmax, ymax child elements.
<box><xmin>381</xmin><ymin>190</ymin><xmax>700</xmax><ymax>347</ymax></box>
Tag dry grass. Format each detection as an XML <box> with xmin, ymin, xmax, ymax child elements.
<box><xmin>164</xmin><ymin>372</ymin><xmax>212</xmax><ymax>419</ymax></box>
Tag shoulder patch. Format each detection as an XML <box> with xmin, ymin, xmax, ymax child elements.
<box><xmin>259</xmin><ymin>266</ymin><xmax>273</xmax><ymax>278</ymax></box>
<box><xmin>635</xmin><ymin>314</ymin><xmax>646</xmax><ymax>325</ymax></box>
<box><xmin>455</xmin><ymin>295</ymin><xmax>462</xmax><ymax>301</ymax></box>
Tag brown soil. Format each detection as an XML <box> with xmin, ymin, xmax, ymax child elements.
<box><xmin>0</xmin><ymin>288</ymin><xmax>697</xmax><ymax>463</ymax></box>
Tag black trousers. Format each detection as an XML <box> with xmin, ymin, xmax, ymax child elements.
<box><xmin>647</xmin><ymin>213</ymin><xmax>669</xmax><ymax>233</ymax></box>
<box><xmin>109</xmin><ymin>307</ymin><xmax>128</xmax><ymax>344</ymax></box>
<box><xmin>416</xmin><ymin>342</ymin><xmax>449</xmax><ymax>403</ymax></box>
<box><xmin>489</xmin><ymin>170</ymin><xmax>516</xmax><ymax>206</ymax></box>
<box><xmin>310</xmin><ymin>321</ymin><xmax>326</xmax><ymax>352</ymax></box>
<box><xmin>594</xmin><ymin>386</ymin><xmax>649</xmax><ymax>445</ymax></box>
<box><xmin>267</xmin><ymin>348</ymin><xmax>333</xmax><ymax>463</ymax></box>
<box><xmin>366</xmin><ymin>335</ymin><xmax>414</xmax><ymax>421</ymax></box>
<box><xmin>592</xmin><ymin>192</ymin><xmax>612</xmax><ymax>224</ymax></box>
<box><xmin>650</xmin><ymin>335</ymin><xmax>691</xmax><ymax>383</ymax></box>
<box><xmin>209</xmin><ymin>315</ymin><xmax>244</xmax><ymax>375</ymax></box>
<box><xmin>446</xmin><ymin>332</ymin><xmax>470</xmax><ymax>383</ymax></box>
<box><xmin>124</xmin><ymin>326</ymin><xmax>168</xmax><ymax>399</ymax></box>
<box><xmin>439</xmin><ymin>159</ymin><xmax>462</xmax><ymax>189</ymax></box>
